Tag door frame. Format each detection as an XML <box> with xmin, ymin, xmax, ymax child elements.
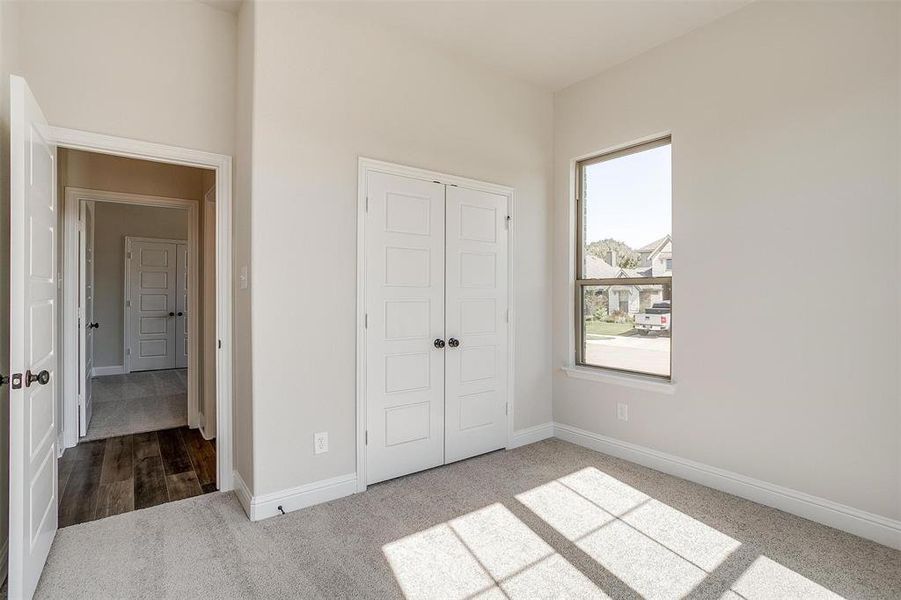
<box><xmin>122</xmin><ymin>234</ymin><xmax>191</xmax><ymax>374</ymax></box>
<box><xmin>64</xmin><ymin>194</ymin><xmax>197</xmax><ymax>438</ymax></box>
<box><xmin>355</xmin><ymin>157</ymin><xmax>516</xmax><ymax>492</ymax></box>
<box><xmin>52</xmin><ymin>126</ymin><xmax>234</xmax><ymax>492</ymax></box>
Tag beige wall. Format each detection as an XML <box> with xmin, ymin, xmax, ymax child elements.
<box><xmin>18</xmin><ymin>0</ymin><xmax>236</xmax><ymax>156</ymax></box>
<box><xmin>246</xmin><ymin>2</ymin><xmax>554</xmax><ymax>496</ymax></box>
<box><xmin>233</xmin><ymin>0</ymin><xmax>255</xmax><ymax>489</ymax></box>
<box><xmin>91</xmin><ymin>203</ymin><xmax>189</xmax><ymax>367</ymax></box>
<box><xmin>0</xmin><ymin>0</ymin><xmax>22</xmax><ymax>570</ymax></box>
<box><xmin>553</xmin><ymin>1</ymin><xmax>900</xmax><ymax>519</ymax></box>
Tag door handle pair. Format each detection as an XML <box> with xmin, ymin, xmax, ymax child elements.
<box><xmin>167</xmin><ymin>312</ymin><xmax>185</xmax><ymax>317</ymax></box>
<box><xmin>433</xmin><ymin>338</ymin><xmax>461</xmax><ymax>349</ymax></box>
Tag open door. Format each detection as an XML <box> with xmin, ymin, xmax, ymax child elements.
<box><xmin>9</xmin><ymin>75</ymin><xmax>58</xmax><ymax>600</ymax></box>
<box><xmin>78</xmin><ymin>201</ymin><xmax>95</xmax><ymax>436</ymax></box>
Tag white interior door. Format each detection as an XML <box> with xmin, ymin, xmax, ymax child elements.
<box><xmin>444</xmin><ymin>186</ymin><xmax>509</xmax><ymax>463</ymax></box>
<box><xmin>365</xmin><ymin>172</ymin><xmax>446</xmax><ymax>485</ymax></box>
<box><xmin>78</xmin><ymin>201</ymin><xmax>95</xmax><ymax>436</ymax></box>
<box><xmin>176</xmin><ymin>243</ymin><xmax>188</xmax><ymax>369</ymax></box>
<box><xmin>127</xmin><ymin>239</ymin><xmax>179</xmax><ymax>371</ymax></box>
<box><xmin>9</xmin><ymin>74</ymin><xmax>58</xmax><ymax>600</ymax></box>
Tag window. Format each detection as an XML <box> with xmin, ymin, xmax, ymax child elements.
<box><xmin>575</xmin><ymin>138</ymin><xmax>672</xmax><ymax>378</ymax></box>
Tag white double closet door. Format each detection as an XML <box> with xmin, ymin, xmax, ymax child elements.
<box><xmin>127</xmin><ymin>238</ymin><xmax>189</xmax><ymax>372</ymax></box>
<box><xmin>366</xmin><ymin>171</ymin><xmax>509</xmax><ymax>485</ymax></box>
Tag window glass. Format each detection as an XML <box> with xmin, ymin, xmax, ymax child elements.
<box><xmin>577</xmin><ymin>139</ymin><xmax>672</xmax><ymax>378</ymax></box>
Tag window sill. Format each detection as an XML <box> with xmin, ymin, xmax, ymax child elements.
<box><xmin>561</xmin><ymin>366</ymin><xmax>676</xmax><ymax>395</ymax></box>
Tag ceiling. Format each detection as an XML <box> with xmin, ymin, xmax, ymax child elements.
<box><xmin>340</xmin><ymin>1</ymin><xmax>751</xmax><ymax>91</ymax></box>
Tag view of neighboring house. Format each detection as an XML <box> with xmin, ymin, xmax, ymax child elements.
<box><xmin>585</xmin><ymin>235</ymin><xmax>672</xmax><ymax>318</ymax></box>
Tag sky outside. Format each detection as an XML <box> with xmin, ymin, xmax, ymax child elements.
<box><xmin>584</xmin><ymin>143</ymin><xmax>671</xmax><ymax>249</ymax></box>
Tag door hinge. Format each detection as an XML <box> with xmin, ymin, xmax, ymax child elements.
<box><xmin>364</xmin><ymin>313</ymin><xmax>368</xmax><ymax>328</ymax></box>
<box><xmin>126</xmin><ymin>251</ymin><xmax>132</xmax><ymax>260</ymax></box>
<box><xmin>126</xmin><ymin>348</ymin><xmax>131</xmax><ymax>356</ymax></box>
<box><xmin>218</xmin><ymin>339</ymin><xmax>222</xmax><ymax>349</ymax></box>
<box><xmin>505</xmin><ymin>215</ymin><xmax>511</xmax><ymax>229</ymax></box>
<box><xmin>505</xmin><ymin>402</ymin><xmax>509</xmax><ymax>416</ymax></box>
<box><xmin>365</xmin><ymin>196</ymin><xmax>369</xmax><ymax>212</ymax></box>
<box><xmin>365</xmin><ymin>430</ymin><xmax>368</xmax><ymax>445</ymax></box>
<box><xmin>125</xmin><ymin>300</ymin><xmax>131</xmax><ymax>308</ymax></box>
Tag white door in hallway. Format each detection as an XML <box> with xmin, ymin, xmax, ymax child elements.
<box><xmin>78</xmin><ymin>201</ymin><xmax>96</xmax><ymax>436</ymax></box>
<box><xmin>127</xmin><ymin>238</ymin><xmax>184</xmax><ymax>371</ymax></box>
<box><xmin>444</xmin><ymin>186</ymin><xmax>509</xmax><ymax>463</ymax></box>
<box><xmin>9</xmin><ymin>74</ymin><xmax>59</xmax><ymax>600</ymax></box>
<box><xmin>176</xmin><ymin>243</ymin><xmax>189</xmax><ymax>368</ymax></box>
<box><xmin>365</xmin><ymin>172</ymin><xmax>447</xmax><ymax>484</ymax></box>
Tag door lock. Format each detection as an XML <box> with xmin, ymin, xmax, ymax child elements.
<box><xmin>433</xmin><ymin>338</ymin><xmax>446</xmax><ymax>349</ymax></box>
<box><xmin>25</xmin><ymin>370</ymin><xmax>50</xmax><ymax>387</ymax></box>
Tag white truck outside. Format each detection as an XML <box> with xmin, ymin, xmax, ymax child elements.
<box><xmin>634</xmin><ymin>301</ymin><xmax>671</xmax><ymax>336</ymax></box>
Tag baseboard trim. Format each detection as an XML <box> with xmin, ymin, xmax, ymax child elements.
<box><xmin>509</xmin><ymin>422</ymin><xmax>555</xmax><ymax>449</ymax></box>
<box><xmin>553</xmin><ymin>422</ymin><xmax>901</xmax><ymax>550</ymax></box>
<box><xmin>244</xmin><ymin>473</ymin><xmax>358</xmax><ymax>522</ymax></box>
<box><xmin>91</xmin><ymin>365</ymin><xmax>126</xmax><ymax>377</ymax></box>
<box><xmin>232</xmin><ymin>470</ymin><xmax>252</xmax><ymax>519</ymax></box>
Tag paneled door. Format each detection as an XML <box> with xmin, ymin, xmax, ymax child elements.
<box><xmin>127</xmin><ymin>238</ymin><xmax>183</xmax><ymax>371</ymax></box>
<box><xmin>9</xmin><ymin>74</ymin><xmax>58</xmax><ymax>600</ymax></box>
<box><xmin>176</xmin><ymin>243</ymin><xmax>189</xmax><ymax>368</ymax></box>
<box><xmin>78</xmin><ymin>201</ymin><xmax>96</xmax><ymax>436</ymax></box>
<box><xmin>365</xmin><ymin>172</ymin><xmax>447</xmax><ymax>485</ymax></box>
<box><xmin>444</xmin><ymin>186</ymin><xmax>509</xmax><ymax>463</ymax></box>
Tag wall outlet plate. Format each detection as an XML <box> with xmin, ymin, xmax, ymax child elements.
<box><xmin>314</xmin><ymin>431</ymin><xmax>328</xmax><ymax>454</ymax></box>
<box><xmin>617</xmin><ymin>403</ymin><xmax>629</xmax><ymax>422</ymax></box>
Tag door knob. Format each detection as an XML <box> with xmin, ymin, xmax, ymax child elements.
<box><xmin>177</xmin><ymin>312</ymin><xmax>184</xmax><ymax>317</ymax></box>
<box><xmin>0</xmin><ymin>374</ymin><xmax>8</xmax><ymax>387</ymax></box>
<box><xmin>168</xmin><ymin>312</ymin><xmax>175</xmax><ymax>317</ymax></box>
<box><xmin>25</xmin><ymin>369</ymin><xmax>50</xmax><ymax>387</ymax></box>
<box><xmin>88</xmin><ymin>322</ymin><xmax>100</xmax><ymax>329</ymax></box>
<box><xmin>433</xmin><ymin>338</ymin><xmax>446</xmax><ymax>349</ymax></box>
<box><xmin>448</xmin><ymin>338</ymin><xmax>460</xmax><ymax>348</ymax></box>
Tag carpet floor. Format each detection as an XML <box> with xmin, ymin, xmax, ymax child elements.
<box><xmin>33</xmin><ymin>439</ymin><xmax>900</xmax><ymax>599</ymax></box>
<box><xmin>83</xmin><ymin>370</ymin><xmax>188</xmax><ymax>441</ymax></box>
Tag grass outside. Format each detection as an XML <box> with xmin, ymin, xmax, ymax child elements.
<box><xmin>585</xmin><ymin>320</ymin><xmax>635</xmax><ymax>336</ymax></box>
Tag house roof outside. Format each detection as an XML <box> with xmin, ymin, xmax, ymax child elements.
<box><xmin>637</xmin><ymin>235</ymin><xmax>671</xmax><ymax>255</ymax></box>
<box><xmin>584</xmin><ymin>255</ymin><xmax>650</xmax><ymax>279</ymax></box>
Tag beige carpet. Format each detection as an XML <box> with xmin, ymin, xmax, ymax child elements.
<box><xmin>34</xmin><ymin>439</ymin><xmax>900</xmax><ymax>599</ymax></box>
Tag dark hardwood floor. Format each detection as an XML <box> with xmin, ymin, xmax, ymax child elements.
<box><xmin>58</xmin><ymin>426</ymin><xmax>217</xmax><ymax>527</ymax></box>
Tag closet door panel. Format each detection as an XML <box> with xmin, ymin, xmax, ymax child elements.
<box><xmin>365</xmin><ymin>172</ymin><xmax>446</xmax><ymax>484</ymax></box>
<box><xmin>444</xmin><ymin>186</ymin><xmax>508</xmax><ymax>463</ymax></box>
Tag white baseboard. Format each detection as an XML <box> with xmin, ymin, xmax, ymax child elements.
<box><xmin>553</xmin><ymin>422</ymin><xmax>901</xmax><ymax>550</ymax></box>
<box><xmin>509</xmin><ymin>422</ymin><xmax>555</xmax><ymax>449</ymax></box>
<box><xmin>236</xmin><ymin>472</ymin><xmax>358</xmax><ymax>522</ymax></box>
<box><xmin>0</xmin><ymin>538</ymin><xmax>8</xmax><ymax>588</ymax></box>
<box><xmin>91</xmin><ymin>365</ymin><xmax>126</xmax><ymax>377</ymax></box>
<box><xmin>232</xmin><ymin>470</ymin><xmax>253</xmax><ymax>518</ymax></box>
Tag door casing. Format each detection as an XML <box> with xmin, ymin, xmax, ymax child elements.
<box><xmin>54</xmin><ymin>126</ymin><xmax>234</xmax><ymax>494</ymax></box>
<box><xmin>355</xmin><ymin>157</ymin><xmax>516</xmax><ymax>492</ymax></box>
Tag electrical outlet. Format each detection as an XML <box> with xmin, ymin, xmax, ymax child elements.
<box><xmin>617</xmin><ymin>403</ymin><xmax>629</xmax><ymax>422</ymax></box>
<box><xmin>314</xmin><ymin>432</ymin><xmax>328</xmax><ymax>454</ymax></box>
